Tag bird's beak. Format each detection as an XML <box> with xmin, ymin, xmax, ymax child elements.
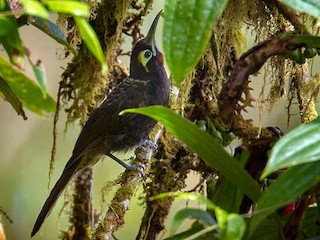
<box><xmin>144</xmin><ymin>10</ymin><xmax>162</xmax><ymax>56</ymax></box>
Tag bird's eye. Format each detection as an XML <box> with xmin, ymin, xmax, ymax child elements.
<box><xmin>144</xmin><ymin>50</ymin><xmax>152</xmax><ymax>59</ymax></box>
<box><xmin>138</xmin><ymin>49</ymin><xmax>153</xmax><ymax>71</ymax></box>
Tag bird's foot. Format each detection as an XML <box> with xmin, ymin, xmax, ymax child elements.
<box><xmin>124</xmin><ymin>163</ymin><xmax>145</xmax><ymax>177</ymax></box>
<box><xmin>106</xmin><ymin>153</ymin><xmax>145</xmax><ymax>177</ymax></box>
<box><xmin>142</xmin><ymin>139</ymin><xmax>158</xmax><ymax>150</ymax></box>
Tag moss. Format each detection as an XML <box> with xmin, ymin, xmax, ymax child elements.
<box><xmin>294</xmin><ymin>63</ymin><xmax>319</xmax><ymax>122</ymax></box>
<box><xmin>57</xmin><ymin>0</ymin><xmax>133</xmax><ymax>125</ymax></box>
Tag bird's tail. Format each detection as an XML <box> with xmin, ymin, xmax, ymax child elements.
<box><xmin>31</xmin><ymin>157</ymin><xmax>79</xmax><ymax>237</ymax></box>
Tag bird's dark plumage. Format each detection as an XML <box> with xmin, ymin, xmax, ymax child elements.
<box><xmin>31</xmin><ymin>11</ymin><xmax>169</xmax><ymax>237</ymax></box>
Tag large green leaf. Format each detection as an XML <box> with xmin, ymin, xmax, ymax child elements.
<box><xmin>248</xmin><ymin>215</ymin><xmax>284</xmax><ymax>240</ymax></box>
<box><xmin>163</xmin><ymin>0</ymin><xmax>229</xmax><ymax>84</ymax></box>
<box><xmin>211</xmin><ymin>177</ymin><xmax>244</xmax><ymax>214</ymax></box>
<box><xmin>121</xmin><ymin>106</ymin><xmax>261</xmax><ymax>201</ymax></box>
<box><xmin>261</xmin><ymin>117</ymin><xmax>320</xmax><ymax>179</ymax></box>
<box><xmin>0</xmin><ymin>55</ymin><xmax>55</xmax><ymax>114</ymax></box>
<box><xmin>281</xmin><ymin>0</ymin><xmax>320</xmax><ymax>18</ymax></box>
<box><xmin>250</xmin><ymin>161</ymin><xmax>320</xmax><ymax>237</ymax></box>
<box><xmin>74</xmin><ymin>17</ymin><xmax>107</xmax><ymax>74</ymax></box>
<box><xmin>211</xmin><ymin>150</ymin><xmax>249</xmax><ymax>213</ymax></box>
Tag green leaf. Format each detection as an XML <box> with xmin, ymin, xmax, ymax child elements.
<box><xmin>261</xmin><ymin>117</ymin><xmax>320</xmax><ymax>179</ymax></box>
<box><xmin>249</xmin><ymin>215</ymin><xmax>284</xmax><ymax>240</ymax></box>
<box><xmin>0</xmin><ymin>55</ymin><xmax>56</xmax><ymax>114</ymax></box>
<box><xmin>163</xmin><ymin>0</ymin><xmax>228</xmax><ymax>84</ymax></box>
<box><xmin>0</xmin><ymin>0</ymin><xmax>6</xmax><ymax>10</ymax></box>
<box><xmin>0</xmin><ymin>15</ymin><xmax>25</xmax><ymax>67</ymax></box>
<box><xmin>220</xmin><ymin>213</ymin><xmax>246</xmax><ymax>240</ymax></box>
<box><xmin>211</xmin><ymin>179</ymin><xmax>244</xmax><ymax>213</ymax></box>
<box><xmin>121</xmin><ymin>106</ymin><xmax>261</xmax><ymax>201</ymax></box>
<box><xmin>171</xmin><ymin>208</ymin><xmax>216</xmax><ymax>235</ymax></box>
<box><xmin>46</xmin><ymin>0</ymin><xmax>90</xmax><ymax>18</ymax></box>
<box><xmin>281</xmin><ymin>0</ymin><xmax>320</xmax><ymax>18</ymax></box>
<box><xmin>0</xmin><ymin>36</ymin><xmax>25</xmax><ymax>68</ymax></box>
<box><xmin>33</xmin><ymin>17</ymin><xmax>66</xmax><ymax>41</ymax></box>
<box><xmin>292</xmin><ymin>35</ymin><xmax>320</xmax><ymax>48</ymax></box>
<box><xmin>151</xmin><ymin>192</ymin><xmax>216</xmax><ymax>209</ymax></box>
<box><xmin>0</xmin><ymin>76</ymin><xmax>27</xmax><ymax>120</ymax></box>
<box><xmin>156</xmin><ymin>192</ymin><xmax>245</xmax><ymax>240</ymax></box>
<box><xmin>299</xmin><ymin>205</ymin><xmax>320</xmax><ymax>238</ymax></box>
<box><xmin>30</xmin><ymin>60</ymin><xmax>47</xmax><ymax>97</ymax></box>
<box><xmin>0</xmin><ymin>15</ymin><xmax>16</xmax><ymax>35</ymax></box>
<box><xmin>250</xmin><ymin>161</ymin><xmax>320</xmax><ymax>237</ymax></box>
<box><xmin>74</xmin><ymin>17</ymin><xmax>107</xmax><ymax>73</ymax></box>
<box><xmin>19</xmin><ymin>0</ymin><xmax>49</xmax><ymax>19</ymax></box>
<box><xmin>31</xmin><ymin>17</ymin><xmax>76</xmax><ymax>55</ymax></box>
<box><xmin>165</xmin><ymin>224</ymin><xmax>206</xmax><ymax>240</ymax></box>
<box><xmin>211</xmin><ymin>150</ymin><xmax>249</xmax><ymax>213</ymax></box>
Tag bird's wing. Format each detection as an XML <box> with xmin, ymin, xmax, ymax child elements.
<box><xmin>64</xmin><ymin>78</ymin><xmax>150</xmax><ymax>168</ymax></box>
<box><xmin>31</xmin><ymin>78</ymin><xmax>151</xmax><ymax>237</ymax></box>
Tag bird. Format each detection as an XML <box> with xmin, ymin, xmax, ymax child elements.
<box><xmin>31</xmin><ymin>11</ymin><xmax>169</xmax><ymax>237</ymax></box>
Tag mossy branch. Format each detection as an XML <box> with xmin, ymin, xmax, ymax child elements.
<box><xmin>93</xmin><ymin>129</ymin><xmax>161</xmax><ymax>239</ymax></box>
<box><xmin>218</xmin><ymin>36</ymin><xmax>305</xmax><ymax>130</ymax></box>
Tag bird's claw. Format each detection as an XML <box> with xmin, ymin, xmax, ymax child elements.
<box><xmin>143</xmin><ymin>139</ymin><xmax>158</xmax><ymax>150</ymax></box>
<box><xmin>126</xmin><ymin>163</ymin><xmax>145</xmax><ymax>177</ymax></box>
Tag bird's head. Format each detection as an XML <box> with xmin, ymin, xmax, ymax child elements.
<box><xmin>130</xmin><ymin>11</ymin><xmax>166</xmax><ymax>80</ymax></box>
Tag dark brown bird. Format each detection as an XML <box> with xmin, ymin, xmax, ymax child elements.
<box><xmin>31</xmin><ymin>11</ymin><xmax>169</xmax><ymax>237</ymax></box>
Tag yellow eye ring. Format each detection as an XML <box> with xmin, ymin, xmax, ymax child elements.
<box><xmin>138</xmin><ymin>49</ymin><xmax>153</xmax><ymax>72</ymax></box>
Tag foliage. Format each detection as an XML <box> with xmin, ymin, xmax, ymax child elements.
<box><xmin>2</xmin><ymin>0</ymin><xmax>320</xmax><ymax>239</ymax></box>
<box><xmin>0</xmin><ymin>0</ymin><xmax>106</xmax><ymax>118</ymax></box>
<box><xmin>122</xmin><ymin>106</ymin><xmax>261</xmax><ymax>201</ymax></box>
<box><xmin>124</xmin><ymin>0</ymin><xmax>320</xmax><ymax>239</ymax></box>
<box><xmin>163</xmin><ymin>0</ymin><xmax>229</xmax><ymax>84</ymax></box>
<box><xmin>152</xmin><ymin>192</ymin><xmax>246</xmax><ymax>240</ymax></box>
